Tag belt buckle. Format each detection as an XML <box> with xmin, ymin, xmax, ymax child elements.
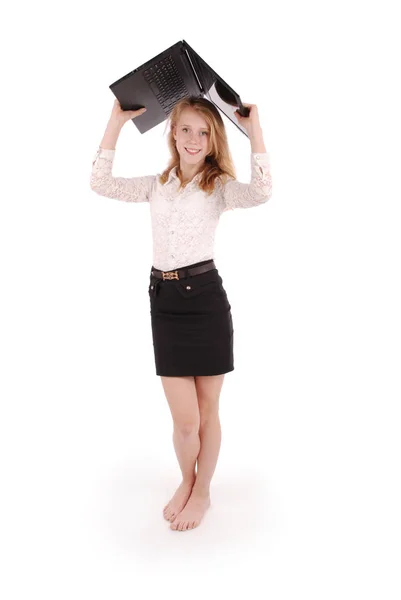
<box><xmin>162</xmin><ymin>270</ymin><xmax>179</xmax><ymax>281</ymax></box>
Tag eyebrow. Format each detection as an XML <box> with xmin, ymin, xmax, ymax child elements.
<box><xmin>181</xmin><ymin>124</ymin><xmax>210</xmax><ymax>131</ymax></box>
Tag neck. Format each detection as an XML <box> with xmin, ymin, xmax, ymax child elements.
<box><xmin>178</xmin><ymin>162</ymin><xmax>203</xmax><ymax>182</ymax></box>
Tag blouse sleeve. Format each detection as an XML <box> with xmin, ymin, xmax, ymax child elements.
<box><xmin>90</xmin><ymin>147</ymin><xmax>155</xmax><ymax>203</ymax></box>
<box><xmin>222</xmin><ymin>152</ymin><xmax>272</xmax><ymax>211</ymax></box>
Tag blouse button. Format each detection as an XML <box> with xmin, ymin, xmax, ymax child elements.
<box><xmin>186</xmin><ymin>285</ymin><xmax>191</xmax><ymax>290</ymax></box>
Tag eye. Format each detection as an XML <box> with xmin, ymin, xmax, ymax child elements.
<box><xmin>181</xmin><ymin>127</ymin><xmax>208</xmax><ymax>135</ymax></box>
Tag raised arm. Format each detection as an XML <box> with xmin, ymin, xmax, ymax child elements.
<box><xmin>90</xmin><ymin>146</ymin><xmax>155</xmax><ymax>203</ymax></box>
<box><xmin>90</xmin><ymin>100</ymin><xmax>154</xmax><ymax>202</ymax></box>
<box><xmin>222</xmin><ymin>102</ymin><xmax>272</xmax><ymax>210</ymax></box>
<box><xmin>222</xmin><ymin>152</ymin><xmax>272</xmax><ymax>210</ymax></box>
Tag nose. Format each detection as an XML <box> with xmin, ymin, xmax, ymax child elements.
<box><xmin>187</xmin><ymin>132</ymin><xmax>201</xmax><ymax>144</ymax></box>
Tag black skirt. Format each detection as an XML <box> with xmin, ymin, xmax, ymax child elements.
<box><xmin>148</xmin><ymin>258</ymin><xmax>234</xmax><ymax>377</ymax></box>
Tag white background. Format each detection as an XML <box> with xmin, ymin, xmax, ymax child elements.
<box><xmin>1</xmin><ymin>0</ymin><xmax>400</xmax><ymax>598</ymax></box>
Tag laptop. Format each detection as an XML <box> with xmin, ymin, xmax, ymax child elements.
<box><xmin>109</xmin><ymin>40</ymin><xmax>251</xmax><ymax>137</ymax></box>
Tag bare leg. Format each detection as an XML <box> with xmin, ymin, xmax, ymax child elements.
<box><xmin>160</xmin><ymin>376</ymin><xmax>200</xmax><ymax>522</ymax></box>
<box><xmin>170</xmin><ymin>375</ymin><xmax>224</xmax><ymax>531</ymax></box>
<box><xmin>192</xmin><ymin>414</ymin><xmax>222</xmax><ymax>496</ymax></box>
<box><xmin>172</xmin><ymin>425</ymin><xmax>200</xmax><ymax>484</ymax></box>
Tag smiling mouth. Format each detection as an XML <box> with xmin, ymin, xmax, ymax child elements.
<box><xmin>185</xmin><ymin>147</ymin><xmax>201</xmax><ymax>154</ymax></box>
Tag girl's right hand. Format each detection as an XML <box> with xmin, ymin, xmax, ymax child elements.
<box><xmin>110</xmin><ymin>98</ymin><xmax>147</xmax><ymax>126</ymax></box>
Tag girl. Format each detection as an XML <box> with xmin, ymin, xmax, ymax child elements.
<box><xmin>90</xmin><ymin>95</ymin><xmax>272</xmax><ymax>532</ymax></box>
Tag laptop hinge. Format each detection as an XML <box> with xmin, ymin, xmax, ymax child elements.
<box><xmin>182</xmin><ymin>47</ymin><xmax>204</xmax><ymax>93</ymax></box>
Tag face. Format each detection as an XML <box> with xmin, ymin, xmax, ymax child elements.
<box><xmin>173</xmin><ymin>108</ymin><xmax>211</xmax><ymax>167</ymax></box>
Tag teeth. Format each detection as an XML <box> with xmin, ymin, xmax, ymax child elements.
<box><xmin>185</xmin><ymin>148</ymin><xmax>200</xmax><ymax>154</ymax></box>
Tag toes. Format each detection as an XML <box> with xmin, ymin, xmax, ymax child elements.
<box><xmin>163</xmin><ymin>505</ymin><xmax>178</xmax><ymax>522</ymax></box>
<box><xmin>170</xmin><ymin>518</ymin><xmax>198</xmax><ymax>531</ymax></box>
<box><xmin>177</xmin><ymin>521</ymin><xmax>183</xmax><ymax>531</ymax></box>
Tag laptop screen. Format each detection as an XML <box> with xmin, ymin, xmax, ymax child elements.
<box><xmin>207</xmin><ymin>80</ymin><xmax>249</xmax><ymax>137</ymax></box>
<box><xmin>183</xmin><ymin>42</ymin><xmax>249</xmax><ymax>138</ymax></box>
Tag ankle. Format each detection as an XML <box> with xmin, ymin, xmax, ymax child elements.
<box><xmin>182</xmin><ymin>476</ymin><xmax>196</xmax><ymax>487</ymax></box>
<box><xmin>191</xmin><ymin>483</ymin><xmax>210</xmax><ymax>497</ymax></box>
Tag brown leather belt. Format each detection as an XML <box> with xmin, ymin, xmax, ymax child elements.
<box><xmin>151</xmin><ymin>260</ymin><xmax>216</xmax><ymax>281</ymax></box>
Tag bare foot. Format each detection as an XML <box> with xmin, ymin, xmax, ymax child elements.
<box><xmin>163</xmin><ymin>480</ymin><xmax>195</xmax><ymax>522</ymax></box>
<box><xmin>170</xmin><ymin>491</ymin><xmax>211</xmax><ymax>531</ymax></box>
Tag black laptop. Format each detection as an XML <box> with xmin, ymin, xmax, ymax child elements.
<box><xmin>109</xmin><ymin>40</ymin><xmax>250</xmax><ymax>137</ymax></box>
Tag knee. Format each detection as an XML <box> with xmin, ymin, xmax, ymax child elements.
<box><xmin>199</xmin><ymin>408</ymin><xmax>219</xmax><ymax>428</ymax></box>
<box><xmin>174</xmin><ymin>420</ymin><xmax>200</xmax><ymax>436</ymax></box>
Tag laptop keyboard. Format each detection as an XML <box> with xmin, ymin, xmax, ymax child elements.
<box><xmin>143</xmin><ymin>55</ymin><xmax>189</xmax><ymax>114</ymax></box>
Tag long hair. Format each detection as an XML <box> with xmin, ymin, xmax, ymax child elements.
<box><xmin>158</xmin><ymin>96</ymin><xmax>236</xmax><ymax>196</ymax></box>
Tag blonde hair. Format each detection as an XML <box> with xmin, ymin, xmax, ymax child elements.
<box><xmin>158</xmin><ymin>96</ymin><xmax>236</xmax><ymax>196</ymax></box>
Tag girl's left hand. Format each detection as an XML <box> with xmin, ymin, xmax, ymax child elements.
<box><xmin>234</xmin><ymin>103</ymin><xmax>261</xmax><ymax>134</ymax></box>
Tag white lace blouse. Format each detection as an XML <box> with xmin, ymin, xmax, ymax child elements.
<box><xmin>90</xmin><ymin>147</ymin><xmax>272</xmax><ymax>271</ymax></box>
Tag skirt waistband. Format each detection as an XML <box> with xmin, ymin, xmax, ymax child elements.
<box><xmin>151</xmin><ymin>260</ymin><xmax>216</xmax><ymax>281</ymax></box>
